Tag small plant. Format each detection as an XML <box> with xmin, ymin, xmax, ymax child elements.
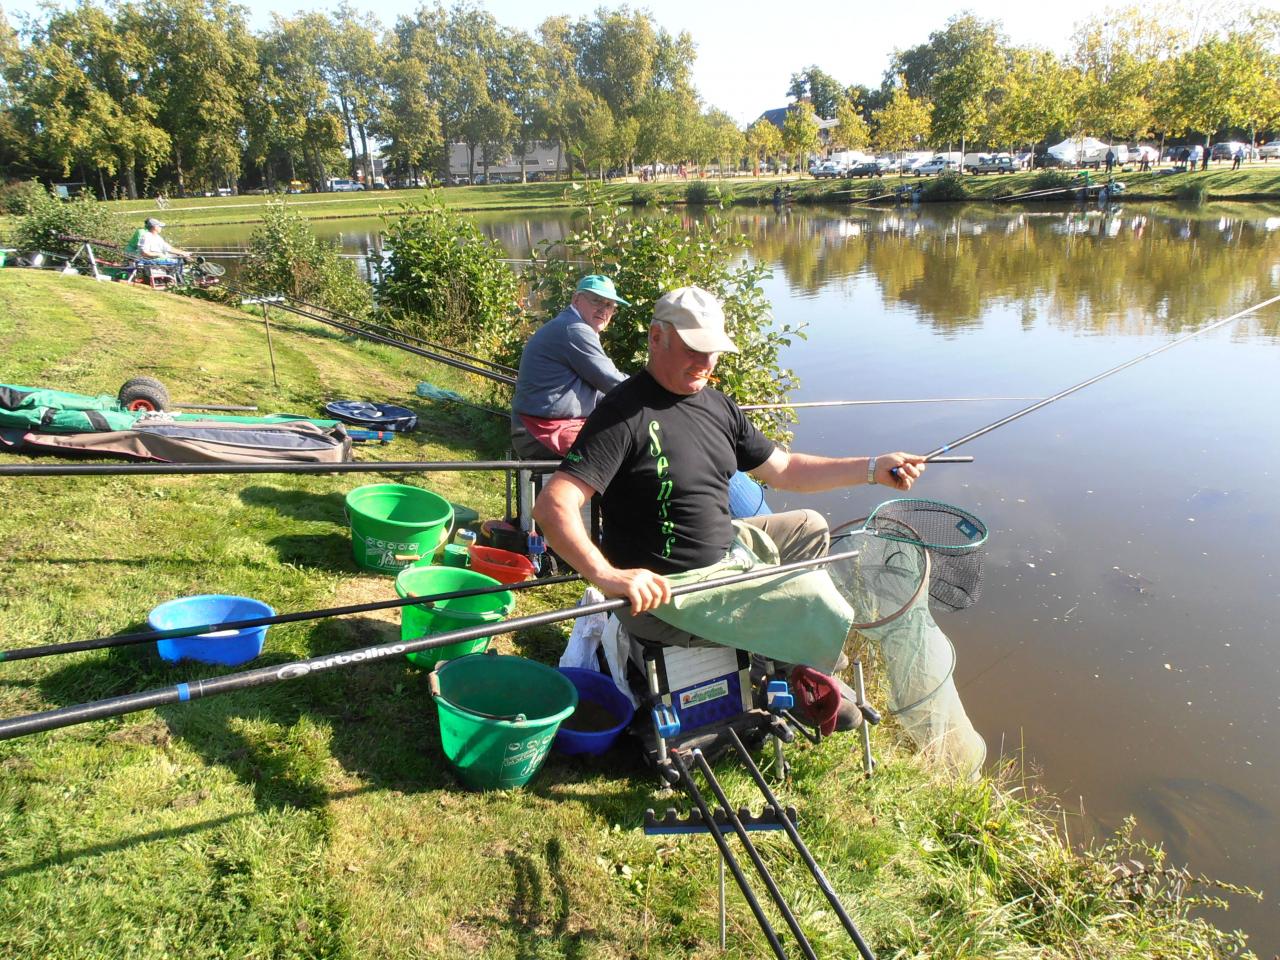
<box><xmin>921</xmin><ymin>172</ymin><xmax>969</xmax><ymax>202</ymax></box>
<box><xmin>629</xmin><ymin>188</ymin><xmax>650</xmax><ymax>207</ymax></box>
<box><xmin>865</xmin><ymin>178</ymin><xmax>887</xmax><ymax>199</ymax></box>
<box><xmin>240</xmin><ymin>200</ymin><xmax>372</xmax><ymax>318</ymax></box>
<box><xmin>684</xmin><ymin>181</ymin><xmax>719</xmax><ymax>206</ymax></box>
<box><xmin>12</xmin><ymin>189</ymin><xmax>128</xmax><ymax>255</ymax></box>
<box><xmin>1174</xmin><ymin>181</ymin><xmax>1209</xmax><ymax>206</ymax></box>
<box><xmin>1031</xmin><ymin>170</ymin><xmax>1074</xmax><ymax>192</ymax></box>
<box><xmin>523</xmin><ymin>189</ymin><xmax>802</xmax><ymax>441</ymax></box>
<box><xmin>0</xmin><ymin>179</ymin><xmax>45</xmax><ymax>216</ymax></box>
<box><xmin>377</xmin><ymin>195</ymin><xmax>521</xmax><ymax>353</ymax></box>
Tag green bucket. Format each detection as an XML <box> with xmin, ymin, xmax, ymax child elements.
<box><xmin>429</xmin><ymin>654</ymin><xmax>578</xmax><ymax>790</ymax></box>
<box><xmin>395</xmin><ymin>566</ymin><xmax>514</xmax><ymax>669</ymax></box>
<box><xmin>345</xmin><ymin>483</ymin><xmax>453</xmax><ymax>574</ymax></box>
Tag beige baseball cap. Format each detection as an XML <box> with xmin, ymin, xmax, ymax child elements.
<box><xmin>653</xmin><ymin>286</ymin><xmax>739</xmax><ymax>354</ymax></box>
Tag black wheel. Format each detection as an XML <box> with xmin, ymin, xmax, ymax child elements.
<box><xmin>118</xmin><ymin>376</ymin><xmax>170</xmax><ymax>412</ymax></box>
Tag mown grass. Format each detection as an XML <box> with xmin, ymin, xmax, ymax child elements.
<box><xmin>0</xmin><ymin>270</ymin><xmax>1260</xmax><ymax>958</ymax></box>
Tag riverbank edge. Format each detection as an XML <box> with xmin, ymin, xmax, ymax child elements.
<box><xmin>4</xmin><ymin>167</ymin><xmax>1278</xmax><ymax>234</ymax></box>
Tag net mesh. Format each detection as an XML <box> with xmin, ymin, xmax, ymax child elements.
<box><xmin>865</xmin><ymin>499</ymin><xmax>987</xmax><ymax>612</ymax></box>
<box><xmin>829</xmin><ymin>511</ymin><xmax>987</xmax><ymax>777</ymax></box>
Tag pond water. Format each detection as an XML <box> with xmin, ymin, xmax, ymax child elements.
<box><xmin>184</xmin><ymin>202</ymin><xmax>1280</xmax><ymax>948</ymax></box>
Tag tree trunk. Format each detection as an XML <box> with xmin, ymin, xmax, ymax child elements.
<box><xmin>340</xmin><ymin>95</ymin><xmax>358</xmax><ymax>178</ymax></box>
<box><xmin>124</xmin><ymin>166</ymin><xmax>138</xmax><ymax>200</ymax></box>
<box><xmin>357</xmin><ymin>121</ymin><xmax>372</xmax><ymax>184</ymax></box>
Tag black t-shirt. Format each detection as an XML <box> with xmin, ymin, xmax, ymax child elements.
<box><xmin>559</xmin><ymin>371</ymin><xmax>775</xmax><ymax>573</ymax></box>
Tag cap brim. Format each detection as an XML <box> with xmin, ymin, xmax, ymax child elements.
<box><xmin>601</xmin><ymin>292</ymin><xmax>630</xmax><ymax>306</ymax></box>
<box><xmin>674</xmin><ymin>326</ymin><xmax>738</xmax><ymax>354</ymax></box>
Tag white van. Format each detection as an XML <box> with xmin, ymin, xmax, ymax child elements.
<box><xmin>329</xmin><ymin>179</ymin><xmax>364</xmax><ymax>192</ymax></box>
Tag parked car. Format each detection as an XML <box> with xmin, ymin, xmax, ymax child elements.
<box><xmin>329</xmin><ymin>178</ymin><xmax>364</xmax><ymax>192</ymax></box>
<box><xmin>965</xmin><ymin>155</ymin><xmax>1016</xmax><ymax>175</ymax></box>
<box><xmin>846</xmin><ymin>161</ymin><xmax>882</xmax><ymax>178</ymax></box>
<box><xmin>1259</xmin><ymin>140</ymin><xmax>1280</xmax><ymax>160</ymax></box>
<box><xmin>1210</xmin><ymin>141</ymin><xmax>1248</xmax><ymax>160</ymax></box>
<box><xmin>812</xmin><ymin>161</ymin><xmax>843</xmax><ymax>179</ymax></box>
<box><xmin>915</xmin><ymin>157</ymin><xmax>959</xmax><ymax>176</ymax></box>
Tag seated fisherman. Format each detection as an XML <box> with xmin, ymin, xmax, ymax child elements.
<box><xmin>511</xmin><ymin>274</ymin><xmax>629</xmax><ymax>460</ymax></box>
<box><xmin>533</xmin><ymin>285</ymin><xmax>927</xmax><ymax>728</ymax></box>
<box><xmin>125</xmin><ymin>217</ymin><xmax>191</xmax><ymax>283</ymax></box>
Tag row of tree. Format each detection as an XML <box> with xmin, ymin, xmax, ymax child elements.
<box><xmin>1</xmin><ymin>2</ymin><xmax>1278</xmax><ymax>198</ymax></box>
<box><xmin>771</xmin><ymin>8</ymin><xmax>1280</xmax><ymax>169</ymax></box>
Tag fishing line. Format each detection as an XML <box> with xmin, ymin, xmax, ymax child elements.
<box><xmin>916</xmin><ymin>293</ymin><xmax>1280</xmax><ymax>464</ymax></box>
<box><xmin>739</xmin><ymin>397</ymin><xmax>1040</xmax><ymax>411</ymax></box>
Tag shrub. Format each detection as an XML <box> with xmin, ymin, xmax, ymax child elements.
<box><xmin>522</xmin><ymin>191</ymin><xmax>802</xmax><ymax>441</ymax></box>
<box><xmin>921</xmin><ymin>173</ymin><xmax>969</xmax><ymax>202</ymax></box>
<box><xmin>240</xmin><ymin>200</ymin><xmax>372</xmax><ymax>319</ymax></box>
<box><xmin>0</xmin><ymin>179</ymin><xmax>45</xmax><ymax>216</ymax></box>
<box><xmin>1174</xmin><ymin>181</ymin><xmax>1209</xmax><ymax>206</ymax></box>
<box><xmin>1030</xmin><ymin>170</ymin><xmax>1074</xmax><ymax>192</ymax></box>
<box><xmin>684</xmin><ymin>181</ymin><xmax>720</xmax><ymax>206</ymax></box>
<box><xmin>629</xmin><ymin>189</ymin><xmax>651</xmax><ymax>207</ymax></box>
<box><xmin>376</xmin><ymin>195</ymin><xmax>521</xmax><ymax>353</ymax></box>
<box><xmin>12</xmin><ymin>189</ymin><xmax>129</xmax><ymax>255</ymax></box>
<box><xmin>865</xmin><ymin>178</ymin><xmax>887</xmax><ymax>198</ymax></box>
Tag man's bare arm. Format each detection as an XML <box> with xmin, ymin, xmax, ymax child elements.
<box><xmin>532</xmin><ymin>473</ymin><xmax>672</xmax><ymax>613</ymax></box>
<box><xmin>750</xmin><ymin>447</ymin><xmax>926</xmax><ymax>492</ymax></box>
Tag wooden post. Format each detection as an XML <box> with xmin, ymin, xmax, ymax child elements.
<box><xmin>261</xmin><ymin>302</ymin><xmax>279</xmax><ymax>389</ymax></box>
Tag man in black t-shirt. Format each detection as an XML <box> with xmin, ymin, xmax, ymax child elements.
<box><xmin>534</xmin><ymin>286</ymin><xmax>927</xmax><ymax>638</ymax></box>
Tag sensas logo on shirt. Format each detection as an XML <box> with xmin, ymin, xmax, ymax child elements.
<box><xmin>648</xmin><ymin>420</ymin><xmax>676</xmax><ymax>558</ymax></box>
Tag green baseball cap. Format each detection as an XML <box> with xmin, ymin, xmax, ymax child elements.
<box><xmin>575</xmin><ymin>274</ymin><xmax>629</xmax><ymax>306</ymax></box>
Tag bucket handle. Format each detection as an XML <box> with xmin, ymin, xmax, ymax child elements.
<box><xmin>428</xmin><ymin>665</ymin><xmax>527</xmax><ymax>723</ymax></box>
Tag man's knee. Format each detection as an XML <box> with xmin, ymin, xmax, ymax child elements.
<box><xmin>742</xmin><ymin>508</ymin><xmax>829</xmax><ymax>562</ymax></box>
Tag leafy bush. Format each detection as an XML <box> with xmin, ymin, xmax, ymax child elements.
<box><xmin>522</xmin><ymin>191</ymin><xmax>802</xmax><ymax>440</ymax></box>
<box><xmin>1174</xmin><ymin>181</ymin><xmax>1209</xmax><ymax>206</ymax></box>
<box><xmin>0</xmin><ymin>179</ymin><xmax>45</xmax><ymax>216</ymax></box>
<box><xmin>12</xmin><ymin>189</ymin><xmax>129</xmax><ymax>255</ymax></box>
<box><xmin>240</xmin><ymin>200</ymin><xmax>372</xmax><ymax>318</ymax></box>
<box><xmin>1030</xmin><ymin>170</ymin><xmax>1074</xmax><ymax>191</ymax></box>
<box><xmin>684</xmin><ymin>181</ymin><xmax>720</xmax><ymax>206</ymax></box>
<box><xmin>377</xmin><ymin>195</ymin><xmax>521</xmax><ymax>352</ymax></box>
<box><xmin>865</xmin><ymin>178</ymin><xmax>887</xmax><ymax>198</ymax></box>
<box><xmin>629</xmin><ymin>189</ymin><xmax>651</xmax><ymax>207</ymax></box>
<box><xmin>921</xmin><ymin>173</ymin><xmax>969</xmax><ymax>202</ymax></box>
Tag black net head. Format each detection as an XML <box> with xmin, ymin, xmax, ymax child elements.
<box><xmin>861</xmin><ymin>501</ymin><xmax>987</xmax><ymax>613</ymax></box>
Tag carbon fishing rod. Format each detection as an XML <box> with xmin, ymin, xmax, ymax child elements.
<box><xmin>0</xmin><ymin>546</ymin><xmax>860</xmax><ymax>741</ymax></box>
<box><xmin>668</xmin><ymin>750</ymin><xmax>789</xmax><ymax>959</ymax></box>
<box><xmin>729</xmin><ymin>729</ymin><xmax>876</xmax><ymax>960</ymax></box>
<box><xmin>739</xmin><ymin>397</ymin><xmax>1041</xmax><ymax>411</ymax></box>
<box><xmin>229</xmin><ymin>281</ymin><xmax>516</xmax><ymax>386</ymax></box>
<box><xmin>916</xmin><ymin>293</ymin><xmax>1280</xmax><ymax>463</ymax></box>
<box><xmin>227</xmin><ymin>279</ymin><xmax>517</xmax><ymax>379</ymax></box>
<box><xmin>0</xmin><ymin>573</ymin><xmax>581</xmax><ymax>663</ymax></box>
<box><xmin>0</xmin><ymin>458</ymin><xmax>558</xmax><ymax>478</ymax></box>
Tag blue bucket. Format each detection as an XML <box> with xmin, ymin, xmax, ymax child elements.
<box><xmin>553</xmin><ymin>668</ymin><xmax>635</xmax><ymax>756</ymax></box>
<box><xmin>147</xmin><ymin>594</ymin><xmax>274</xmax><ymax>666</ymax></box>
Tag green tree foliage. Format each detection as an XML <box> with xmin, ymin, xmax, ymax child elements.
<box><xmin>873</xmin><ymin>81</ymin><xmax>933</xmax><ymax>160</ymax></box>
<box><xmin>523</xmin><ymin>192</ymin><xmax>802</xmax><ymax>440</ymax></box>
<box><xmin>241</xmin><ymin>200</ymin><xmax>371</xmax><ymax>317</ymax></box>
<box><xmin>131</xmin><ymin>0</ymin><xmax>256</xmax><ymax>196</ymax></box>
<box><xmin>989</xmin><ymin>49</ymin><xmax>1077</xmax><ymax>157</ymax></box>
<box><xmin>832</xmin><ymin>95</ymin><xmax>871</xmax><ymax>152</ymax></box>
<box><xmin>328</xmin><ymin>3</ymin><xmax>387</xmax><ymax>186</ymax></box>
<box><xmin>787</xmin><ymin>66</ymin><xmax>844</xmax><ymax>119</ymax></box>
<box><xmin>927</xmin><ymin>15</ymin><xmax>1006</xmax><ymax>153</ymax></box>
<box><xmin>782</xmin><ymin>102</ymin><xmax>820</xmax><ymax>173</ymax></box>
<box><xmin>376</xmin><ymin>196</ymin><xmax>520</xmax><ymax>352</ymax></box>
<box><xmin>745</xmin><ymin>117</ymin><xmax>783</xmax><ymax>173</ymax></box>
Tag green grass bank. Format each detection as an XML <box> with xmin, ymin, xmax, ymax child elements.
<box><xmin>0</xmin><ymin>271</ymin><xmax>1259</xmax><ymax>958</ymax></box>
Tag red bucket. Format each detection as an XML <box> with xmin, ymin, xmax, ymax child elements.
<box><xmin>467</xmin><ymin>543</ymin><xmax>537</xmax><ymax>584</ymax></box>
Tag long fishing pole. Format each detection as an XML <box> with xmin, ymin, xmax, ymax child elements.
<box><xmin>227</xmin><ymin>280</ymin><xmax>517</xmax><ymax>378</ymax></box>
<box><xmin>0</xmin><ymin>573</ymin><xmax>581</xmax><ymax>663</ymax></box>
<box><xmin>0</xmin><ymin>546</ymin><xmax>860</xmax><ymax>741</ymax></box>
<box><xmin>0</xmin><ymin>459</ymin><xmax>558</xmax><ymax>478</ymax></box>
<box><xmin>739</xmin><ymin>397</ymin><xmax>1041</xmax><ymax>411</ymax></box>
<box><xmin>917</xmin><ymin>293</ymin><xmax>1280</xmax><ymax>463</ymax></box>
<box><xmin>231</xmin><ymin>283</ymin><xmax>516</xmax><ymax>386</ymax></box>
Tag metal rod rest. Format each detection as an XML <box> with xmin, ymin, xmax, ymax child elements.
<box><xmin>729</xmin><ymin>730</ymin><xmax>878</xmax><ymax>960</ymax></box>
<box><xmin>669</xmin><ymin>751</ymin><xmax>788</xmax><ymax>959</ymax></box>
<box><xmin>691</xmin><ymin>750</ymin><xmax>818</xmax><ymax>960</ymax></box>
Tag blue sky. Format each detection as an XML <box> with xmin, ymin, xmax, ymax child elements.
<box><xmin>2</xmin><ymin>0</ymin><xmax>1193</xmax><ymax>125</ymax></box>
